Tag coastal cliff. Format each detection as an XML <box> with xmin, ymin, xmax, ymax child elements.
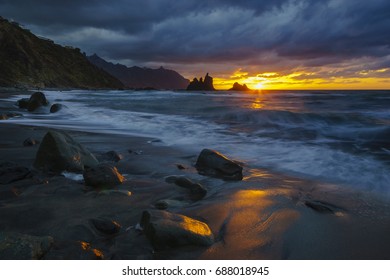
<box><xmin>0</xmin><ymin>16</ymin><xmax>123</xmax><ymax>89</ymax></box>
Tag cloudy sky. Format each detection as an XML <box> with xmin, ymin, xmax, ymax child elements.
<box><xmin>2</xmin><ymin>0</ymin><xmax>390</xmax><ymax>89</ymax></box>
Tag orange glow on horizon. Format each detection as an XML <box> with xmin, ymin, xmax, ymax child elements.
<box><xmin>212</xmin><ymin>69</ymin><xmax>390</xmax><ymax>90</ymax></box>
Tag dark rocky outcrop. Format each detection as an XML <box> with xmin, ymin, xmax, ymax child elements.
<box><xmin>0</xmin><ymin>17</ymin><xmax>123</xmax><ymax>89</ymax></box>
<box><xmin>26</xmin><ymin>92</ymin><xmax>49</xmax><ymax>112</ymax></box>
<box><xmin>83</xmin><ymin>163</ymin><xmax>124</xmax><ymax>188</ymax></box>
<box><xmin>229</xmin><ymin>82</ymin><xmax>251</xmax><ymax>91</ymax></box>
<box><xmin>50</xmin><ymin>103</ymin><xmax>63</xmax><ymax>113</ymax></box>
<box><xmin>186</xmin><ymin>73</ymin><xmax>215</xmax><ymax>91</ymax></box>
<box><xmin>16</xmin><ymin>92</ymin><xmax>49</xmax><ymax>112</ymax></box>
<box><xmin>165</xmin><ymin>175</ymin><xmax>207</xmax><ymax>201</ymax></box>
<box><xmin>0</xmin><ymin>162</ymin><xmax>33</xmax><ymax>184</ymax></box>
<box><xmin>0</xmin><ymin>232</ymin><xmax>53</xmax><ymax>260</ymax></box>
<box><xmin>34</xmin><ymin>130</ymin><xmax>99</xmax><ymax>173</ymax></box>
<box><xmin>195</xmin><ymin>149</ymin><xmax>243</xmax><ymax>180</ymax></box>
<box><xmin>88</xmin><ymin>54</ymin><xmax>189</xmax><ymax>89</ymax></box>
<box><xmin>140</xmin><ymin>210</ymin><xmax>214</xmax><ymax>249</ymax></box>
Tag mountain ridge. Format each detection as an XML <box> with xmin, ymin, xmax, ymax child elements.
<box><xmin>88</xmin><ymin>54</ymin><xmax>189</xmax><ymax>90</ymax></box>
<box><xmin>0</xmin><ymin>16</ymin><xmax>123</xmax><ymax>89</ymax></box>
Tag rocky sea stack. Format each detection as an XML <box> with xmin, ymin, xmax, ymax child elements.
<box><xmin>229</xmin><ymin>82</ymin><xmax>252</xmax><ymax>91</ymax></box>
<box><xmin>186</xmin><ymin>73</ymin><xmax>215</xmax><ymax>91</ymax></box>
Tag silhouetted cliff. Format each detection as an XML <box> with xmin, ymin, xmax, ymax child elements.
<box><xmin>88</xmin><ymin>54</ymin><xmax>189</xmax><ymax>90</ymax></box>
<box><xmin>0</xmin><ymin>16</ymin><xmax>123</xmax><ymax>89</ymax></box>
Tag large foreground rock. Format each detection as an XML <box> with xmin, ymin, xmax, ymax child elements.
<box><xmin>140</xmin><ymin>210</ymin><xmax>214</xmax><ymax>249</ymax></box>
<box><xmin>83</xmin><ymin>163</ymin><xmax>124</xmax><ymax>188</ymax></box>
<box><xmin>34</xmin><ymin>130</ymin><xmax>98</xmax><ymax>173</ymax></box>
<box><xmin>0</xmin><ymin>232</ymin><xmax>53</xmax><ymax>259</ymax></box>
<box><xmin>195</xmin><ymin>149</ymin><xmax>243</xmax><ymax>180</ymax></box>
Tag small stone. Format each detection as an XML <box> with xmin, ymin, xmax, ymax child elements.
<box><xmin>91</xmin><ymin>218</ymin><xmax>121</xmax><ymax>235</ymax></box>
<box><xmin>50</xmin><ymin>103</ymin><xmax>63</xmax><ymax>113</ymax></box>
<box><xmin>104</xmin><ymin>151</ymin><xmax>123</xmax><ymax>162</ymax></box>
<box><xmin>23</xmin><ymin>137</ymin><xmax>39</xmax><ymax>147</ymax></box>
<box><xmin>305</xmin><ymin>201</ymin><xmax>335</xmax><ymax>214</ymax></box>
<box><xmin>176</xmin><ymin>164</ymin><xmax>186</xmax><ymax>170</ymax></box>
<box><xmin>154</xmin><ymin>200</ymin><xmax>169</xmax><ymax>210</ymax></box>
<box><xmin>83</xmin><ymin>163</ymin><xmax>124</xmax><ymax>188</ymax></box>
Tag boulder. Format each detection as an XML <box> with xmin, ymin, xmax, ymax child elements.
<box><xmin>90</xmin><ymin>218</ymin><xmax>121</xmax><ymax>235</ymax></box>
<box><xmin>23</xmin><ymin>137</ymin><xmax>39</xmax><ymax>147</ymax></box>
<box><xmin>195</xmin><ymin>149</ymin><xmax>243</xmax><ymax>180</ymax></box>
<box><xmin>140</xmin><ymin>210</ymin><xmax>214</xmax><ymax>249</ymax></box>
<box><xmin>0</xmin><ymin>162</ymin><xmax>33</xmax><ymax>184</ymax></box>
<box><xmin>83</xmin><ymin>163</ymin><xmax>124</xmax><ymax>188</ymax></box>
<box><xmin>0</xmin><ymin>232</ymin><xmax>53</xmax><ymax>260</ymax></box>
<box><xmin>50</xmin><ymin>103</ymin><xmax>63</xmax><ymax>113</ymax></box>
<box><xmin>27</xmin><ymin>92</ymin><xmax>49</xmax><ymax>112</ymax></box>
<box><xmin>16</xmin><ymin>98</ymin><xmax>29</xmax><ymax>109</ymax></box>
<box><xmin>165</xmin><ymin>175</ymin><xmax>207</xmax><ymax>201</ymax></box>
<box><xmin>34</xmin><ymin>130</ymin><xmax>98</xmax><ymax>173</ymax></box>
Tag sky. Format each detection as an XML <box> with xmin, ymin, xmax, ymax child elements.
<box><xmin>1</xmin><ymin>0</ymin><xmax>390</xmax><ymax>89</ymax></box>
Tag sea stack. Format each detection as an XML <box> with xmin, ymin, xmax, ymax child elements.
<box><xmin>186</xmin><ymin>73</ymin><xmax>215</xmax><ymax>91</ymax></box>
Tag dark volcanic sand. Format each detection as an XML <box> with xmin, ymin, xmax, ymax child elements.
<box><xmin>1</xmin><ymin>91</ymin><xmax>390</xmax><ymax>260</ymax></box>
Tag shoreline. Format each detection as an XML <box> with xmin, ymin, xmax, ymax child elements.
<box><xmin>1</xmin><ymin>92</ymin><xmax>390</xmax><ymax>260</ymax></box>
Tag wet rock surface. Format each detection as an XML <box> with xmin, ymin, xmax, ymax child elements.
<box><xmin>195</xmin><ymin>149</ymin><xmax>243</xmax><ymax>180</ymax></box>
<box><xmin>140</xmin><ymin>210</ymin><xmax>214</xmax><ymax>249</ymax></box>
<box><xmin>34</xmin><ymin>130</ymin><xmax>99</xmax><ymax>173</ymax></box>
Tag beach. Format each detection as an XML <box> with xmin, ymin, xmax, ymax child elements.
<box><xmin>1</xmin><ymin>89</ymin><xmax>390</xmax><ymax>259</ymax></box>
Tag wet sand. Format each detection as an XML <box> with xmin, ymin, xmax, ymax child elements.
<box><xmin>1</xmin><ymin>91</ymin><xmax>390</xmax><ymax>259</ymax></box>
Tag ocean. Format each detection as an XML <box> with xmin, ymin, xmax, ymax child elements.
<box><xmin>2</xmin><ymin>90</ymin><xmax>390</xmax><ymax>195</ymax></box>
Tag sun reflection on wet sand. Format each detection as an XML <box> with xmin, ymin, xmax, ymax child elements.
<box><xmin>198</xmin><ymin>188</ymin><xmax>300</xmax><ymax>259</ymax></box>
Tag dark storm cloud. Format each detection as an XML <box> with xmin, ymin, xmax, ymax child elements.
<box><xmin>1</xmin><ymin>0</ymin><xmax>390</xmax><ymax>72</ymax></box>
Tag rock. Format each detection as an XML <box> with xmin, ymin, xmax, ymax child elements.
<box><xmin>186</xmin><ymin>73</ymin><xmax>215</xmax><ymax>91</ymax></box>
<box><xmin>165</xmin><ymin>176</ymin><xmax>207</xmax><ymax>201</ymax></box>
<box><xmin>90</xmin><ymin>218</ymin><xmax>121</xmax><ymax>235</ymax></box>
<box><xmin>154</xmin><ymin>200</ymin><xmax>169</xmax><ymax>210</ymax></box>
<box><xmin>140</xmin><ymin>210</ymin><xmax>214</xmax><ymax>249</ymax></box>
<box><xmin>195</xmin><ymin>149</ymin><xmax>243</xmax><ymax>180</ymax></box>
<box><xmin>154</xmin><ymin>199</ymin><xmax>190</xmax><ymax>209</ymax></box>
<box><xmin>0</xmin><ymin>162</ymin><xmax>33</xmax><ymax>184</ymax></box>
<box><xmin>83</xmin><ymin>163</ymin><xmax>124</xmax><ymax>188</ymax></box>
<box><xmin>23</xmin><ymin>137</ymin><xmax>39</xmax><ymax>147</ymax></box>
<box><xmin>27</xmin><ymin>92</ymin><xmax>49</xmax><ymax>112</ymax></box>
<box><xmin>176</xmin><ymin>164</ymin><xmax>186</xmax><ymax>170</ymax></box>
<box><xmin>50</xmin><ymin>103</ymin><xmax>63</xmax><ymax>113</ymax></box>
<box><xmin>304</xmin><ymin>200</ymin><xmax>343</xmax><ymax>215</ymax></box>
<box><xmin>229</xmin><ymin>82</ymin><xmax>251</xmax><ymax>91</ymax></box>
<box><xmin>34</xmin><ymin>130</ymin><xmax>99</xmax><ymax>173</ymax></box>
<box><xmin>0</xmin><ymin>112</ymin><xmax>22</xmax><ymax>120</ymax></box>
<box><xmin>103</xmin><ymin>151</ymin><xmax>123</xmax><ymax>162</ymax></box>
<box><xmin>0</xmin><ymin>232</ymin><xmax>53</xmax><ymax>260</ymax></box>
<box><xmin>16</xmin><ymin>98</ymin><xmax>29</xmax><ymax>109</ymax></box>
